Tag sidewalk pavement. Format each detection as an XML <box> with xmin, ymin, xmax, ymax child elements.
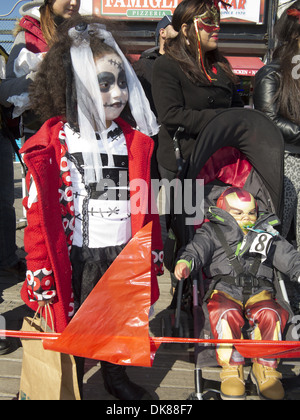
<box><xmin>0</xmin><ymin>163</ymin><xmax>300</xmax><ymax>400</ymax></box>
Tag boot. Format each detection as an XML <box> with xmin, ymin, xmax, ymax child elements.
<box><xmin>0</xmin><ymin>339</ymin><xmax>11</xmax><ymax>356</ymax></box>
<box><xmin>0</xmin><ymin>260</ymin><xmax>27</xmax><ymax>280</ymax></box>
<box><xmin>251</xmin><ymin>362</ymin><xmax>285</xmax><ymax>400</ymax></box>
<box><xmin>101</xmin><ymin>361</ymin><xmax>153</xmax><ymax>400</ymax></box>
<box><xmin>220</xmin><ymin>365</ymin><xmax>246</xmax><ymax>400</ymax></box>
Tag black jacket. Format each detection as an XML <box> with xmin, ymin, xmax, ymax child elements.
<box><xmin>152</xmin><ymin>54</ymin><xmax>244</xmax><ymax>173</ymax></box>
<box><xmin>133</xmin><ymin>47</ymin><xmax>161</xmax><ymax>116</ymax></box>
<box><xmin>253</xmin><ymin>61</ymin><xmax>300</xmax><ymax>150</ymax></box>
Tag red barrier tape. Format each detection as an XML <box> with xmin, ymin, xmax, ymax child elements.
<box><xmin>5</xmin><ymin>225</ymin><xmax>300</xmax><ymax>364</ymax></box>
<box><xmin>1</xmin><ymin>329</ymin><xmax>300</xmax><ymax>351</ymax></box>
<box><xmin>0</xmin><ymin>330</ymin><xmax>60</xmax><ymax>340</ymax></box>
<box><xmin>2</xmin><ymin>329</ymin><xmax>300</xmax><ymax>360</ymax></box>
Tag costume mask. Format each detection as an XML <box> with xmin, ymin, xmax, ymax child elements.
<box><xmin>95</xmin><ymin>53</ymin><xmax>129</xmax><ymax>124</ymax></box>
<box><xmin>194</xmin><ymin>4</ymin><xmax>221</xmax><ymax>34</ymax></box>
<box><xmin>217</xmin><ymin>188</ymin><xmax>257</xmax><ymax>234</ymax></box>
<box><xmin>193</xmin><ymin>0</ymin><xmax>231</xmax><ymax>83</ymax></box>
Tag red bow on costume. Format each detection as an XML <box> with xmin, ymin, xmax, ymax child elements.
<box><xmin>287</xmin><ymin>8</ymin><xmax>300</xmax><ymax>24</ymax></box>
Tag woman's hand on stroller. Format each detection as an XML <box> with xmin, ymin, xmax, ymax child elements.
<box><xmin>174</xmin><ymin>261</ymin><xmax>191</xmax><ymax>281</ymax></box>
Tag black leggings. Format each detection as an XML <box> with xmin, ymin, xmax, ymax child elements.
<box><xmin>70</xmin><ymin>244</ymin><xmax>126</xmax><ymax>397</ymax></box>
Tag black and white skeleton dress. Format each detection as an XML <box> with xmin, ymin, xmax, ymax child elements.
<box><xmin>64</xmin><ymin>121</ymin><xmax>132</xmax><ymax>307</ymax></box>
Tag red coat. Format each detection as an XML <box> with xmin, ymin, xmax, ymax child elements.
<box><xmin>19</xmin><ymin>15</ymin><xmax>48</xmax><ymax>53</ymax></box>
<box><xmin>20</xmin><ymin>117</ymin><xmax>163</xmax><ymax>332</ymax></box>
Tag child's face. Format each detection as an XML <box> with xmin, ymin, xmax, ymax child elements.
<box><xmin>224</xmin><ymin>193</ymin><xmax>257</xmax><ymax>234</ymax></box>
<box><xmin>94</xmin><ymin>52</ymin><xmax>129</xmax><ymax>128</ymax></box>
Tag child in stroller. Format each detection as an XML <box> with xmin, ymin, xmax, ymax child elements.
<box><xmin>174</xmin><ymin>187</ymin><xmax>300</xmax><ymax>400</ymax></box>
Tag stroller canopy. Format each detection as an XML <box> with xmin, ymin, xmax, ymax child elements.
<box><xmin>173</xmin><ymin>108</ymin><xmax>284</xmax><ymax>247</ymax></box>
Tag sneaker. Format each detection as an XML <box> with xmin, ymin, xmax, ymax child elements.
<box><xmin>220</xmin><ymin>365</ymin><xmax>246</xmax><ymax>400</ymax></box>
<box><xmin>251</xmin><ymin>362</ymin><xmax>285</xmax><ymax>400</ymax></box>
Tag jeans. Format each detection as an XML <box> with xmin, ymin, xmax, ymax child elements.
<box><xmin>0</xmin><ymin>130</ymin><xmax>18</xmax><ymax>268</ymax></box>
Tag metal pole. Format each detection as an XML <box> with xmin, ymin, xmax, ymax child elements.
<box><xmin>266</xmin><ymin>0</ymin><xmax>279</xmax><ymax>64</ymax></box>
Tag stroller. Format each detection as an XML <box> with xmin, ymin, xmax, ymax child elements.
<box><xmin>163</xmin><ymin>107</ymin><xmax>295</xmax><ymax>400</ymax></box>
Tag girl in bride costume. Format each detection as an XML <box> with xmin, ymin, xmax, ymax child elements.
<box><xmin>20</xmin><ymin>15</ymin><xmax>164</xmax><ymax>400</ymax></box>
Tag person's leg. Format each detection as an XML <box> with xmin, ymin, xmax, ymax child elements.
<box><xmin>101</xmin><ymin>361</ymin><xmax>153</xmax><ymax>400</ymax></box>
<box><xmin>158</xmin><ymin>164</ymin><xmax>178</xmax><ymax>293</ymax></box>
<box><xmin>71</xmin><ymin>245</ymin><xmax>153</xmax><ymax>400</ymax></box>
<box><xmin>157</xmin><ymin>164</ymin><xmax>177</xmax><ymax>230</ymax></box>
<box><xmin>0</xmin><ymin>131</ymin><xmax>18</xmax><ymax>269</ymax></box>
<box><xmin>74</xmin><ymin>356</ymin><xmax>85</xmax><ymax>399</ymax></box>
<box><xmin>281</xmin><ymin>153</ymin><xmax>298</xmax><ymax>241</ymax></box>
<box><xmin>207</xmin><ymin>290</ymin><xmax>246</xmax><ymax>400</ymax></box>
<box><xmin>208</xmin><ymin>290</ymin><xmax>245</xmax><ymax>366</ymax></box>
<box><xmin>0</xmin><ymin>132</ymin><xmax>21</xmax><ymax>354</ymax></box>
<box><xmin>293</xmin><ymin>157</ymin><xmax>300</xmax><ymax>251</ymax></box>
<box><xmin>246</xmin><ymin>291</ymin><xmax>289</xmax><ymax>400</ymax></box>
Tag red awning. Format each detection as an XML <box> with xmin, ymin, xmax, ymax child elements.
<box><xmin>225</xmin><ymin>56</ymin><xmax>265</xmax><ymax>77</ymax></box>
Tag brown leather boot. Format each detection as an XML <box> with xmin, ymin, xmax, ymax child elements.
<box><xmin>220</xmin><ymin>365</ymin><xmax>246</xmax><ymax>400</ymax></box>
<box><xmin>251</xmin><ymin>362</ymin><xmax>285</xmax><ymax>400</ymax></box>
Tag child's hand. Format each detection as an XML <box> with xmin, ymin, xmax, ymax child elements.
<box><xmin>174</xmin><ymin>262</ymin><xmax>190</xmax><ymax>281</ymax></box>
<box><xmin>38</xmin><ymin>298</ymin><xmax>55</xmax><ymax>307</ymax></box>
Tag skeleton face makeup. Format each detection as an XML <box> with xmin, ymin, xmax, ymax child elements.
<box><xmin>217</xmin><ymin>188</ymin><xmax>257</xmax><ymax>234</ymax></box>
<box><xmin>69</xmin><ymin>22</ymin><xmax>159</xmax><ymax>184</ymax></box>
<box><xmin>94</xmin><ymin>53</ymin><xmax>129</xmax><ymax>127</ymax></box>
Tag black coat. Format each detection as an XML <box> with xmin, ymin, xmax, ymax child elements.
<box><xmin>133</xmin><ymin>47</ymin><xmax>161</xmax><ymax>116</ymax></box>
<box><xmin>253</xmin><ymin>61</ymin><xmax>300</xmax><ymax>148</ymax></box>
<box><xmin>152</xmin><ymin>54</ymin><xmax>244</xmax><ymax>173</ymax></box>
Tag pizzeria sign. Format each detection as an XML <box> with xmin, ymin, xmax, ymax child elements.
<box><xmin>93</xmin><ymin>0</ymin><xmax>266</xmax><ymax>22</ymax></box>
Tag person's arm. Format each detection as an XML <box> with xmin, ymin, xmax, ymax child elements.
<box><xmin>23</xmin><ymin>174</ymin><xmax>57</xmax><ymax>306</ymax></box>
<box><xmin>152</xmin><ymin>56</ymin><xmax>216</xmax><ymax>137</ymax></box>
<box><xmin>0</xmin><ymin>31</ymin><xmax>36</xmax><ymax>107</ymax></box>
<box><xmin>271</xmin><ymin>236</ymin><xmax>300</xmax><ymax>283</ymax></box>
<box><xmin>254</xmin><ymin>67</ymin><xmax>300</xmax><ymax>145</ymax></box>
<box><xmin>174</xmin><ymin>225</ymin><xmax>215</xmax><ymax>280</ymax></box>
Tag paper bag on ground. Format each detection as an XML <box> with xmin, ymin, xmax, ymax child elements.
<box><xmin>19</xmin><ymin>316</ymin><xmax>80</xmax><ymax>400</ymax></box>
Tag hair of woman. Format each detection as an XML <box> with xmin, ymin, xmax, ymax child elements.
<box><xmin>164</xmin><ymin>0</ymin><xmax>238</xmax><ymax>84</ymax></box>
<box><xmin>272</xmin><ymin>0</ymin><xmax>300</xmax><ymax>125</ymax></box>
<box><xmin>40</xmin><ymin>0</ymin><xmax>65</xmax><ymax>46</ymax></box>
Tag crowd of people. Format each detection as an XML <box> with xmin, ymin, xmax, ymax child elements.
<box><xmin>0</xmin><ymin>0</ymin><xmax>300</xmax><ymax>401</ymax></box>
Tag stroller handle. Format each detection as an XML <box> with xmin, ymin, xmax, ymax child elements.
<box><xmin>173</xmin><ymin>127</ymin><xmax>185</xmax><ymax>173</ymax></box>
<box><xmin>175</xmin><ymin>278</ymin><xmax>185</xmax><ymax>331</ymax></box>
